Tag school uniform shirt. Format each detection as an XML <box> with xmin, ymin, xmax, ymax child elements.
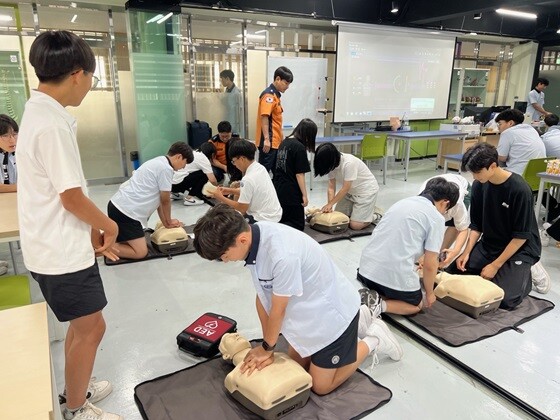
<box><xmin>17</xmin><ymin>90</ymin><xmax>94</xmax><ymax>275</ymax></box>
<box><xmin>173</xmin><ymin>151</ymin><xmax>212</xmax><ymax>184</ymax></box>
<box><xmin>526</xmin><ymin>88</ymin><xmax>545</xmax><ymax>121</ymax></box>
<box><xmin>541</xmin><ymin>126</ymin><xmax>560</xmax><ymax>158</ymax></box>
<box><xmin>418</xmin><ymin>173</ymin><xmax>470</xmax><ymax>231</ymax></box>
<box><xmin>246</xmin><ymin>222</ymin><xmax>360</xmax><ymax>358</ymax></box>
<box><xmin>497</xmin><ymin>124</ymin><xmax>546</xmax><ymax>175</ymax></box>
<box><xmin>239</xmin><ymin>161</ymin><xmax>282</xmax><ymax>222</ymax></box>
<box><xmin>1</xmin><ymin>151</ymin><xmax>16</xmax><ymax>185</ymax></box>
<box><xmin>273</xmin><ymin>138</ymin><xmax>310</xmax><ymax>206</ymax></box>
<box><xmin>111</xmin><ymin>156</ymin><xmax>174</xmax><ymax>227</ymax></box>
<box><xmin>209</xmin><ymin>135</ymin><xmax>228</xmax><ymax>166</ymax></box>
<box><xmin>329</xmin><ymin>153</ymin><xmax>379</xmax><ymax>197</ymax></box>
<box><xmin>359</xmin><ymin>196</ymin><xmax>445</xmax><ymax>292</ymax></box>
<box><xmin>224</xmin><ymin>84</ymin><xmax>243</xmax><ymax>136</ymax></box>
<box><xmin>255</xmin><ymin>84</ymin><xmax>283</xmax><ymax>149</ymax></box>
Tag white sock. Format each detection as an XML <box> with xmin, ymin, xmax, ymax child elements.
<box><xmin>64</xmin><ymin>402</ymin><xmax>86</xmax><ymax>420</ymax></box>
<box><xmin>381</xmin><ymin>300</ymin><xmax>387</xmax><ymax>313</ymax></box>
<box><xmin>361</xmin><ymin>336</ymin><xmax>380</xmax><ymax>354</ymax></box>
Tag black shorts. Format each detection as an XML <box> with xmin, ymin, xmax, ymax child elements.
<box><xmin>311</xmin><ymin>311</ymin><xmax>359</xmax><ymax>369</ymax></box>
<box><xmin>279</xmin><ymin>204</ymin><xmax>305</xmax><ymax>231</ymax></box>
<box><xmin>357</xmin><ymin>271</ymin><xmax>422</xmax><ymax>306</ymax></box>
<box><xmin>108</xmin><ymin>200</ymin><xmax>144</xmax><ymax>243</ymax></box>
<box><xmin>31</xmin><ymin>262</ymin><xmax>107</xmax><ymax>322</ymax></box>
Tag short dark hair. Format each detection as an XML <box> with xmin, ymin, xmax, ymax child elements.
<box><xmin>228</xmin><ymin>139</ymin><xmax>256</xmax><ymax>160</ymax></box>
<box><xmin>199</xmin><ymin>141</ymin><xmax>216</xmax><ymax>161</ymax></box>
<box><xmin>29</xmin><ymin>30</ymin><xmax>96</xmax><ymax>84</ymax></box>
<box><xmin>535</xmin><ymin>77</ymin><xmax>549</xmax><ymax>87</ymax></box>
<box><xmin>495</xmin><ymin>108</ymin><xmax>524</xmax><ymax>125</ymax></box>
<box><xmin>167</xmin><ymin>141</ymin><xmax>194</xmax><ymax>163</ymax></box>
<box><xmin>313</xmin><ymin>143</ymin><xmax>341</xmax><ymax>177</ymax></box>
<box><xmin>219</xmin><ymin>69</ymin><xmax>235</xmax><ymax>81</ymax></box>
<box><xmin>193</xmin><ymin>204</ymin><xmax>249</xmax><ymax>260</ymax></box>
<box><xmin>274</xmin><ymin>66</ymin><xmax>293</xmax><ymax>83</ymax></box>
<box><xmin>217</xmin><ymin>121</ymin><xmax>232</xmax><ymax>133</ymax></box>
<box><xmin>420</xmin><ymin>177</ymin><xmax>459</xmax><ymax>210</ymax></box>
<box><xmin>461</xmin><ymin>143</ymin><xmax>499</xmax><ymax>173</ymax></box>
<box><xmin>544</xmin><ymin>114</ymin><xmax>559</xmax><ymax>127</ymax></box>
<box><xmin>290</xmin><ymin>118</ymin><xmax>317</xmax><ymax>152</ymax></box>
<box><xmin>0</xmin><ymin>114</ymin><xmax>18</xmax><ymax>136</ymax></box>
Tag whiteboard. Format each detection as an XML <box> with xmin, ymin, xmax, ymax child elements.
<box><xmin>267</xmin><ymin>57</ymin><xmax>328</xmax><ymax>136</ymax></box>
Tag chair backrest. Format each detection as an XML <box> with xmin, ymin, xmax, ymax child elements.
<box><xmin>361</xmin><ymin>134</ymin><xmax>387</xmax><ymax>160</ymax></box>
<box><xmin>0</xmin><ymin>275</ymin><xmax>31</xmax><ymax>311</ymax></box>
<box><xmin>522</xmin><ymin>157</ymin><xmax>556</xmax><ymax>192</ymax></box>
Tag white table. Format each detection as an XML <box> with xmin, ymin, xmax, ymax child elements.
<box><xmin>0</xmin><ymin>192</ymin><xmax>20</xmax><ymax>274</ymax></box>
<box><xmin>534</xmin><ymin>171</ymin><xmax>560</xmax><ymax>220</ymax></box>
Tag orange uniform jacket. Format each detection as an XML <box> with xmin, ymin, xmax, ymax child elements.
<box><xmin>255</xmin><ymin>84</ymin><xmax>283</xmax><ymax>150</ymax></box>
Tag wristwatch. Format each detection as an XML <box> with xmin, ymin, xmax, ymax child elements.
<box><xmin>261</xmin><ymin>339</ymin><xmax>276</xmax><ymax>352</ymax></box>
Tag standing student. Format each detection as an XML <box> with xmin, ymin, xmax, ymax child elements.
<box><xmin>0</xmin><ymin>114</ymin><xmax>18</xmax><ymax>193</ymax></box>
<box><xmin>447</xmin><ymin>143</ymin><xmax>550</xmax><ymax>308</ymax></box>
<box><xmin>274</xmin><ymin>118</ymin><xmax>316</xmax><ymax>230</ymax></box>
<box><xmin>255</xmin><ymin>66</ymin><xmax>293</xmax><ymax>174</ymax></box>
<box><xmin>539</xmin><ymin>114</ymin><xmax>560</xmax><ymax>222</ymax></box>
<box><xmin>17</xmin><ymin>30</ymin><xmax>121</xmax><ymax>420</ymax></box>
<box><xmin>526</xmin><ymin>77</ymin><xmax>551</xmax><ymax>121</ymax></box>
<box><xmin>220</xmin><ymin>69</ymin><xmax>244</xmax><ymax>136</ymax></box>
<box><xmin>108</xmin><ymin>142</ymin><xmax>193</xmax><ymax>260</ymax></box>
<box><xmin>313</xmin><ymin>142</ymin><xmax>380</xmax><ymax>230</ymax></box>
<box><xmin>193</xmin><ymin>205</ymin><xmax>403</xmax><ymax>396</ymax></box>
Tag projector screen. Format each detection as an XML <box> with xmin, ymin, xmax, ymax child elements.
<box><xmin>334</xmin><ymin>24</ymin><xmax>456</xmax><ymax>123</ymax></box>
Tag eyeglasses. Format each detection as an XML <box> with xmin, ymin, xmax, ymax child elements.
<box><xmin>0</xmin><ymin>132</ymin><xmax>17</xmax><ymax>139</ymax></box>
<box><xmin>84</xmin><ymin>71</ymin><xmax>100</xmax><ymax>90</ymax></box>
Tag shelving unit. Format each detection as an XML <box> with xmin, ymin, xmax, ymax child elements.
<box><xmin>449</xmin><ymin>68</ymin><xmax>489</xmax><ymax>118</ymax></box>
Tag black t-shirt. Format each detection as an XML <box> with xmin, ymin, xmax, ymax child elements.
<box><xmin>273</xmin><ymin>138</ymin><xmax>311</xmax><ymax>206</ymax></box>
<box><xmin>469</xmin><ymin>172</ymin><xmax>540</xmax><ymax>263</ymax></box>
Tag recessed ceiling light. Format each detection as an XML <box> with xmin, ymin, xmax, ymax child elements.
<box><xmin>71</xmin><ymin>14</ymin><xmax>77</xmax><ymax>23</ymax></box>
<box><xmin>496</xmin><ymin>8</ymin><xmax>537</xmax><ymax>20</ymax></box>
<box><xmin>391</xmin><ymin>2</ymin><xmax>399</xmax><ymax>13</ymax></box>
<box><xmin>474</xmin><ymin>13</ymin><xmax>482</xmax><ymax>20</ymax></box>
<box><xmin>469</xmin><ymin>32</ymin><xmax>478</xmax><ymax>36</ymax></box>
<box><xmin>0</xmin><ymin>14</ymin><xmax>13</xmax><ymax>22</ymax></box>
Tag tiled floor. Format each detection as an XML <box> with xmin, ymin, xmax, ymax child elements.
<box><xmin>2</xmin><ymin>159</ymin><xmax>557</xmax><ymax>419</ymax></box>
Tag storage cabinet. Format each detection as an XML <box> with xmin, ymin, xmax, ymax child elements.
<box><xmin>449</xmin><ymin>68</ymin><xmax>489</xmax><ymax>118</ymax></box>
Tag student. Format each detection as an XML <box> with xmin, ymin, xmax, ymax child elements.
<box><xmin>496</xmin><ymin>108</ymin><xmax>546</xmax><ymax>175</ymax></box>
<box><xmin>447</xmin><ymin>143</ymin><xmax>550</xmax><ymax>308</ymax></box>
<box><xmin>219</xmin><ymin>69</ymin><xmax>244</xmax><ymax>136</ymax></box>
<box><xmin>193</xmin><ymin>204</ymin><xmax>403</xmax><ymax>395</ymax></box>
<box><xmin>108</xmin><ymin>142</ymin><xmax>193</xmax><ymax>259</ymax></box>
<box><xmin>172</xmin><ymin>141</ymin><xmax>218</xmax><ymax>206</ymax></box>
<box><xmin>357</xmin><ymin>178</ymin><xmax>459</xmax><ymax>315</ymax></box>
<box><xmin>208</xmin><ymin>121</ymin><xmax>240</xmax><ymax>183</ymax></box>
<box><xmin>0</xmin><ymin>114</ymin><xmax>18</xmax><ymax>193</ymax></box>
<box><xmin>313</xmin><ymin>142</ymin><xmax>380</xmax><ymax>230</ymax></box>
<box><xmin>417</xmin><ymin>173</ymin><xmax>471</xmax><ymax>268</ymax></box>
<box><xmin>211</xmin><ymin>139</ymin><xmax>282</xmax><ymax>223</ymax></box>
<box><xmin>526</xmin><ymin>77</ymin><xmax>551</xmax><ymax>121</ymax></box>
<box><xmin>17</xmin><ymin>30</ymin><xmax>121</xmax><ymax>420</ymax></box>
<box><xmin>256</xmin><ymin>66</ymin><xmax>293</xmax><ymax>174</ymax></box>
<box><xmin>541</xmin><ymin>114</ymin><xmax>560</xmax><ymax>158</ymax></box>
<box><xmin>273</xmin><ymin>118</ymin><xmax>316</xmax><ymax>231</ymax></box>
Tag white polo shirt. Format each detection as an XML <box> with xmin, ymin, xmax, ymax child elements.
<box><xmin>497</xmin><ymin>124</ymin><xmax>546</xmax><ymax>175</ymax></box>
<box><xmin>359</xmin><ymin>196</ymin><xmax>445</xmax><ymax>292</ymax></box>
<box><xmin>418</xmin><ymin>173</ymin><xmax>470</xmax><ymax>231</ymax></box>
<box><xmin>247</xmin><ymin>222</ymin><xmax>360</xmax><ymax>358</ymax></box>
<box><xmin>17</xmin><ymin>90</ymin><xmax>94</xmax><ymax>275</ymax></box>
<box><xmin>239</xmin><ymin>161</ymin><xmax>282</xmax><ymax>222</ymax></box>
<box><xmin>329</xmin><ymin>153</ymin><xmax>379</xmax><ymax>196</ymax></box>
<box><xmin>526</xmin><ymin>89</ymin><xmax>545</xmax><ymax>121</ymax></box>
<box><xmin>541</xmin><ymin>126</ymin><xmax>560</xmax><ymax>158</ymax></box>
<box><xmin>173</xmin><ymin>151</ymin><xmax>212</xmax><ymax>184</ymax></box>
<box><xmin>111</xmin><ymin>156</ymin><xmax>173</xmax><ymax>227</ymax></box>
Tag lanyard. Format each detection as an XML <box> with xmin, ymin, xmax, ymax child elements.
<box><xmin>2</xmin><ymin>152</ymin><xmax>11</xmax><ymax>184</ymax></box>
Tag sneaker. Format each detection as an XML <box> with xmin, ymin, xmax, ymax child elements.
<box><xmin>358</xmin><ymin>305</ymin><xmax>373</xmax><ymax>339</ymax></box>
<box><xmin>358</xmin><ymin>288</ymin><xmax>382</xmax><ymax>318</ymax></box>
<box><xmin>59</xmin><ymin>378</ymin><xmax>113</xmax><ymax>405</ymax></box>
<box><xmin>170</xmin><ymin>192</ymin><xmax>182</xmax><ymax>200</ymax></box>
<box><xmin>183</xmin><ymin>197</ymin><xmax>204</xmax><ymax>206</ymax></box>
<box><xmin>0</xmin><ymin>265</ymin><xmax>7</xmax><ymax>276</ymax></box>
<box><xmin>63</xmin><ymin>401</ymin><xmax>122</xmax><ymax>420</ymax></box>
<box><xmin>531</xmin><ymin>261</ymin><xmax>551</xmax><ymax>294</ymax></box>
<box><xmin>540</xmin><ymin>223</ymin><xmax>552</xmax><ymax>247</ymax></box>
<box><xmin>0</xmin><ymin>260</ymin><xmax>8</xmax><ymax>268</ymax></box>
<box><xmin>366</xmin><ymin>318</ymin><xmax>403</xmax><ymax>361</ymax></box>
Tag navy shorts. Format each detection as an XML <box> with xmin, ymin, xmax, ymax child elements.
<box><xmin>311</xmin><ymin>311</ymin><xmax>359</xmax><ymax>369</ymax></box>
<box><xmin>108</xmin><ymin>200</ymin><xmax>144</xmax><ymax>243</ymax></box>
<box><xmin>358</xmin><ymin>271</ymin><xmax>422</xmax><ymax>306</ymax></box>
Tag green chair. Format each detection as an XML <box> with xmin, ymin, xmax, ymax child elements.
<box><xmin>522</xmin><ymin>157</ymin><xmax>556</xmax><ymax>193</ymax></box>
<box><xmin>361</xmin><ymin>133</ymin><xmax>388</xmax><ymax>185</ymax></box>
<box><xmin>0</xmin><ymin>275</ymin><xmax>32</xmax><ymax>311</ymax></box>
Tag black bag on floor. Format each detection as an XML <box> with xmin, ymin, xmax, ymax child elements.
<box><xmin>187</xmin><ymin>120</ymin><xmax>212</xmax><ymax>148</ymax></box>
<box><xmin>177</xmin><ymin>313</ymin><xmax>237</xmax><ymax>358</ymax></box>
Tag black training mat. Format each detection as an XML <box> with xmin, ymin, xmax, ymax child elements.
<box><xmin>395</xmin><ymin>295</ymin><xmax>554</xmax><ymax>347</ymax></box>
<box><xmin>304</xmin><ymin>223</ymin><xmax>376</xmax><ymax>244</ymax></box>
<box><xmin>104</xmin><ymin>225</ymin><xmax>196</xmax><ymax>266</ymax></box>
<box><xmin>134</xmin><ymin>336</ymin><xmax>392</xmax><ymax>420</ymax></box>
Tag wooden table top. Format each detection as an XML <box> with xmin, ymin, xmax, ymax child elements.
<box><xmin>0</xmin><ymin>192</ymin><xmax>18</xmax><ymax>241</ymax></box>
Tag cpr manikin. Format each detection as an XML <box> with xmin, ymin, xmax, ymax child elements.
<box><xmin>219</xmin><ymin>333</ymin><xmax>312</xmax><ymax>420</ymax></box>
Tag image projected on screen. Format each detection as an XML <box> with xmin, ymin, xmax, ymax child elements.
<box><xmin>334</xmin><ymin>24</ymin><xmax>456</xmax><ymax>123</ymax></box>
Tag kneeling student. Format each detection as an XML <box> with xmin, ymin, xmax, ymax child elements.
<box><xmin>211</xmin><ymin>139</ymin><xmax>282</xmax><ymax>223</ymax></box>
<box><xmin>193</xmin><ymin>205</ymin><xmax>403</xmax><ymax>396</ymax></box>
<box><xmin>108</xmin><ymin>142</ymin><xmax>193</xmax><ymax>259</ymax></box>
<box><xmin>358</xmin><ymin>178</ymin><xmax>460</xmax><ymax>315</ymax></box>
<box><xmin>313</xmin><ymin>142</ymin><xmax>379</xmax><ymax>230</ymax></box>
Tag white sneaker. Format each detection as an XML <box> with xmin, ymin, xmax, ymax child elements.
<box><xmin>531</xmin><ymin>261</ymin><xmax>551</xmax><ymax>294</ymax></box>
<box><xmin>540</xmin><ymin>223</ymin><xmax>551</xmax><ymax>247</ymax></box>
<box><xmin>0</xmin><ymin>260</ymin><xmax>8</xmax><ymax>268</ymax></box>
<box><xmin>63</xmin><ymin>401</ymin><xmax>122</xmax><ymax>420</ymax></box>
<box><xmin>183</xmin><ymin>197</ymin><xmax>204</xmax><ymax>206</ymax></box>
<box><xmin>358</xmin><ymin>288</ymin><xmax>382</xmax><ymax>318</ymax></box>
<box><xmin>366</xmin><ymin>318</ymin><xmax>403</xmax><ymax>361</ymax></box>
<box><xmin>59</xmin><ymin>378</ymin><xmax>113</xmax><ymax>405</ymax></box>
<box><xmin>358</xmin><ymin>305</ymin><xmax>373</xmax><ymax>339</ymax></box>
<box><xmin>170</xmin><ymin>192</ymin><xmax>182</xmax><ymax>200</ymax></box>
<box><xmin>0</xmin><ymin>265</ymin><xmax>7</xmax><ymax>276</ymax></box>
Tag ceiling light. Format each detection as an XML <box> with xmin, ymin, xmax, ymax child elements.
<box><xmin>496</xmin><ymin>8</ymin><xmax>537</xmax><ymax>20</ymax></box>
<box><xmin>0</xmin><ymin>14</ymin><xmax>13</xmax><ymax>22</ymax></box>
<box><xmin>156</xmin><ymin>12</ymin><xmax>173</xmax><ymax>24</ymax></box>
<box><xmin>469</xmin><ymin>32</ymin><xmax>478</xmax><ymax>36</ymax></box>
<box><xmin>391</xmin><ymin>2</ymin><xmax>399</xmax><ymax>13</ymax></box>
<box><xmin>474</xmin><ymin>13</ymin><xmax>482</xmax><ymax>20</ymax></box>
<box><xmin>236</xmin><ymin>33</ymin><xmax>266</xmax><ymax>40</ymax></box>
<box><xmin>146</xmin><ymin>14</ymin><xmax>163</xmax><ymax>24</ymax></box>
<box><xmin>71</xmin><ymin>14</ymin><xmax>77</xmax><ymax>23</ymax></box>
<box><xmin>557</xmin><ymin>28</ymin><xmax>560</xmax><ymax>34</ymax></box>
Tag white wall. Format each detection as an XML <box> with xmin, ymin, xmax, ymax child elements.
<box><xmin>504</xmin><ymin>41</ymin><xmax>539</xmax><ymax>107</ymax></box>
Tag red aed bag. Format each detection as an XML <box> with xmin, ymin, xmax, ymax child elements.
<box><xmin>177</xmin><ymin>313</ymin><xmax>237</xmax><ymax>358</ymax></box>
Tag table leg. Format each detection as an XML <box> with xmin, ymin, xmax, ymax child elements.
<box><xmin>404</xmin><ymin>139</ymin><xmax>411</xmax><ymax>181</ymax></box>
<box><xmin>8</xmin><ymin>241</ymin><xmax>18</xmax><ymax>275</ymax></box>
<box><xmin>535</xmin><ymin>178</ymin><xmax>545</xmax><ymax>220</ymax></box>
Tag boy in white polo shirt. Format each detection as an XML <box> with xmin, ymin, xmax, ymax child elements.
<box><xmin>17</xmin><ymin>31</ymin><xmax>121</xmax><ymax>420</ymax></box>
<box><xmin>193</xmin><ymin>205</ymin><xmax>402</xmax><ymax>395</ymax></box>
<box><xmin>211</xmin><ymin>139</ymin><xmax>282</xmax><ymax>222</ymax></box>
<box><xmin>313</xmin><ymin>142</ymin><xmax>379</xmax><ymax>230</ymax></box>
<box><xmin>108</xmin><ymin>142</ymin><xmax>193</xmax><ymax>260</ymax></box>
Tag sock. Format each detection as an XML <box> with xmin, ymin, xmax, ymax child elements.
<box><xmin>381</xmin><ymin>300</ymin><xmax>387</xmax><ymax>313</ymax></box>
<box><xmin>362</xmin><ymin>335</ymin><xmax>380</xmax><ymax>354</ymax></box>
<box><xmin>64</xmin><ymin>401</ymin><xmax>86</xmax><ymax>420</ymax></box>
